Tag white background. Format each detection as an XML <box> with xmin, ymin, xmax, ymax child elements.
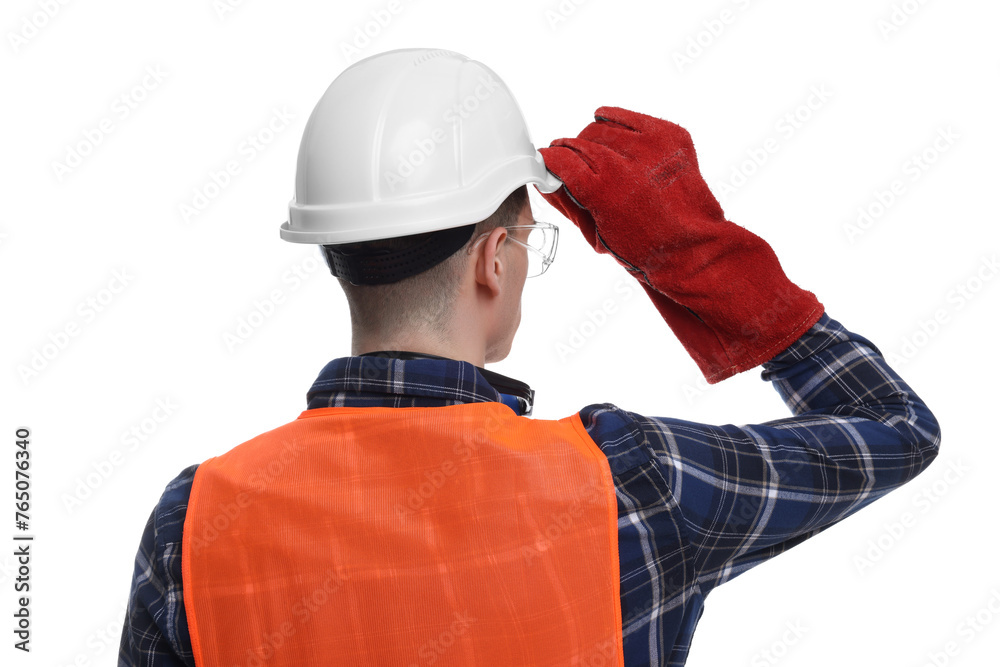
<box><xmin>2</xmin><ymin>0</ymin><xmax>998</xmax><ymax>665</ymax></box>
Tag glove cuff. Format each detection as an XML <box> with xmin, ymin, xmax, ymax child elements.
<box><xmin>638</xmin><ymin>274</ymin><xmax>824</xmax><ymax>383</ymax></box>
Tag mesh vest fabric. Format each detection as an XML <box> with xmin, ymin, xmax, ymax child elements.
<box><xmin>181</xmin><ymin>402</ymin><xmax>624</xmax><ymax>666</ymax></box>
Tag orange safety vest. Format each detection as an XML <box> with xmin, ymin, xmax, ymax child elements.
<box><xmin>182</xmin><ymin>401</ymin><xmax>624</xmax><ymax>666</ymax></box>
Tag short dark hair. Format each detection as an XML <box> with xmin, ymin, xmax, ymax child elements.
<box><xmin>330</xmin><ymin>184</ymin><xmax>529</xmax><ymax>342</ymax></box>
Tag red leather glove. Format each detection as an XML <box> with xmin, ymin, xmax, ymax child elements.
<box><xmin>538</xmin><ymin>106</ymin><xmax>823</xmax><ymax>383</ymax></box>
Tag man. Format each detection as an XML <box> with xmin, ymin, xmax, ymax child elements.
<box><xmin>119</xmin><ymin>48</ymin><xmax>941</xmax><ymax>667</ymax></box>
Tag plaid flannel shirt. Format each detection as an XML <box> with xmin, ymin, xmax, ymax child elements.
<box><xmin>118</xmin><ymin>311</ymin><xmax>941</xmax><ymax>666</ymax></box>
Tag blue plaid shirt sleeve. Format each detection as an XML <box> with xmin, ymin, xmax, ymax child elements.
<box><xmin>622</xmin><ymin>312</ymin><xmax>941</xmax><ymax>590</ymax></box>
<box><xmin>118</xmin><ymin>464</ymin><xmax>198</xmax><ymax>667</ymax></box>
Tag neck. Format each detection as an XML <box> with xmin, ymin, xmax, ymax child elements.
<box><xmin>352</xmin><ymin>332</ymin><xmax>486</xmax><ymax>368</ymax></box>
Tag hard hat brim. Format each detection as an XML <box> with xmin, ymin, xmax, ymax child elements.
<box><xmin>281</xmin><ymin>152</ymin><xmax>563</xmax><ymax>245</ymax></box>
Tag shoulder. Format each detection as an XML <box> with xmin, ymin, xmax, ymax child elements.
<box><xmin>576</xmin><ymin>403</ymin><xmax>655</xmax><ymax>475</ymax></box>
<box><xmin>122</xmin><ymin>464</ymin><xmax>201</xmax><ymax>666</ymax></box>
<box><xmin>149</xmin><ymin>463</ymin><xmax>200</xmax><ymax>548</ymax></box>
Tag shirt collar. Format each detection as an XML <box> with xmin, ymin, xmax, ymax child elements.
<box><xmin>305</xmin><ymin>351</ymin><xmax>534</xmax><ymax>416</ymax></box>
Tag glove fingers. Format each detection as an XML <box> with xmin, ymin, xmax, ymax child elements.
<box><xmin>594</xmin><ymin>106</ymin><xmax>692</xmax><ymax>145</ymax></box>
<box><xmin>544</xmin><ymin>137</ymin><xmax>629</xmax><ymax>186</ymax></box>
<box><xmin>536</xmin><ymin>145</ymin><xmax>607</xmax><ymax>251</ymax></box>
<box><xmin>576</xmin><ymin>119</ymin><xmax>640</xmax><ymax>156</ymax></box>
<box><xmin>538</xmin><ymin>143</ymin><xmax>596</xmax><ymax>181</ymax></box>
<box><xmin>593</xmin><ymin>106</ymin><xmax>644</xmax><ymax>132</ymax></box>
<box><xmin>577</xmin><ymin>106</ymin><xmax>644</xmax><ymax>147</ymax></box>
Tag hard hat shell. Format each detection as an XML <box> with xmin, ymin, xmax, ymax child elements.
<box><xmin>281</xmin><ymin>48</ymin><xmax>562</xmax><ymax>245</ymax></box>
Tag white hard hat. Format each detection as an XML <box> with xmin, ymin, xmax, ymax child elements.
<box><xmin>280</xmin><ymin>47</ymin><xmax>562</xmax><ymax>247</ymax></box>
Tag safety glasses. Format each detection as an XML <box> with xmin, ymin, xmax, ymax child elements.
<box><xmin>468</xmin><ymin>220</ymin><xmax>560</xmax><ymax>278</ymax></box>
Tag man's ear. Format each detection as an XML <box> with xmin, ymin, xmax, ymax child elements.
<box><xmin>474</xmin><ymin>226</ymin><xmax>508</xmax><ymax>297</ymax></box>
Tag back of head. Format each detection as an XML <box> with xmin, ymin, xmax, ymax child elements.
<box><xmin>279</xmin><ymin>48</ymin><xmax>559</xmax><ymax>336</ymax></box>
<box><xmin>333</xmin><ymin>185</ymin><xmax>528</xmax><ymax>343</ymax></box>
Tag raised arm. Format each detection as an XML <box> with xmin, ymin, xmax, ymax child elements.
<box><xmin>538</xmin><ymin>107</ymin><xmax>941</xmax><ymax>588</ymax></box>
<box><xmin>621</xmin><ymin>312</ymin><xmax>939</xmax><ymax>586</ymax></box>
